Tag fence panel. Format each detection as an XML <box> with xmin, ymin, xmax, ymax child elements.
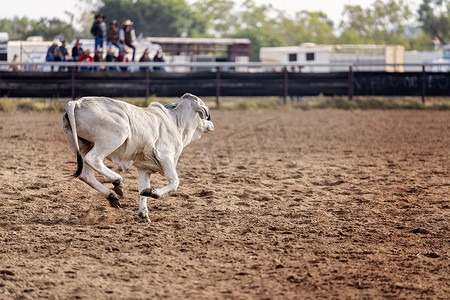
<box><xmin>1</xmin><ymin>70</ymin><xmax>450</xmax><ymax>99</ymax></box>
<box><xmin>288</xmin><ymin>72</ymin><xmax>349</xmax><ymax>96</ymax></box>
<box><xmin>354</xmin><ymin>72</ymin><xmax>450</xmax><ymax>96</ymax></box>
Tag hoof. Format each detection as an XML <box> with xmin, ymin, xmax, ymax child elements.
<box><xmin>113</xmin><ymin>185</ymin><xmax>124</xmax><ymax>197</ymax></box>
<box><xmin>137</xmin><ymin>217</ymin><xmax>151</xmax><ymax>223</ymax></box>
<box><xmin>107</xmin><ymin>193</ymin><xmax>122</xmax><ymax>208</ymax></box>
<box><xmin>138</xmin><ymin>211</ymin><xmax>151</xmax><ymax>223</ymax></box>
<box><xmin>140</xmin><ymin>188</ymin><xmax>160</xmax><ymax>199</ymax></box>
<box><xmin>112</xmin><ymin>179</ymin><xmax>124</xmax><ymax>197</ymax></box>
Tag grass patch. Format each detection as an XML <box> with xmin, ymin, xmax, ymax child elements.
<box><xmin>213</xmin><ymin>96</ymin><xmax>286</xmax><ymax>111</ymax></box>
<box><xmin>0</xmin><ymin>96</ymin><xmax>449</xmax><ymax>112</ymax></box>
<box><xmin>0</xmin><ymin>98</ymin><xmax>67</xmax><ymax>112</ymax></box>
<box><xmin>292</xmin><ymin>95</ymin><xmax>450</xmax><ymax>110</ymax></box>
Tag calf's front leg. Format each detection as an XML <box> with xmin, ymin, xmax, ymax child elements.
<box><xmin>140</xmin><ymin>156</ymin><xmax>179</xmax><ymax>199</ymax></box>
<box><xmin>137</xmin><ymin>169</ymin><xmax>151</xmax><ymax>222</ymax></box>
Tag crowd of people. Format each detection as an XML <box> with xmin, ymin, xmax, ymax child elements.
<box><xmin>45</xmin><ymin>13</ymin><xmax>167</xmax><ymax>72</ymax></box>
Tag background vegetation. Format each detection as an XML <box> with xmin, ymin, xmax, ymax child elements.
<box><xmin>0</xmin><ymin>0</ymin><xmax>449</xmax><ymax>60</ymax></box>
<box><xmin>1</xmin><ymin>96</ymin><xmax>449</xmax><ymax>113</ymax></box>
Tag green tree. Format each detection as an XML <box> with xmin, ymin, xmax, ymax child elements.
<box><xmin>409</xmin><ymin>30</ymin><xmax>435</xmax><ymax>50</ymax></box>
<box><xmin>338</xmin><ymin>0</ymin><xmax>413</xmax><ymax>46</ymax></box>
<box><xmin>228</xmin><ymin>1</ymin><xmax>336</xmax><ymax>60</ymax></box>
<box><xmin>276</xmin><ymin>11</ymin><xmax>335</xmax><ymax>46</ymax></box>
<box><xmin>418</xmin><ymin>0</ymin><xmax>450</xmax><ymax>43</ymax></box>
<box><xmin>338</xmin><ymin>28</ymin><xmax>364</xmax><ymax>44</ymax></box>
<box><xmin>27</xmin><ymin>18</ymin><xmax>76</xmax><ymax>41</ymax></box>
<box><xmin>231</xmin><ymin>0</ymin><xmax>283</xmax><ymax>60</ymax></box>
<box><xmin>0</xmin><ymin>17</ymin><xmax>34</xmax><ymax>40</ymax></box>
<box><xmin>0</xmin><ymin>17</ymin><xmax>76</xmax><ymax>41</ymax></box>
<box><xmin>95</xmin><ymin>0</ymin><xmax>207</xmax><ymax>37</ymax></box>
<box><xmin>190</xmin><ymin>0</ymin><xmax>283</xmax><ymax>60</ymax></box>
<box><xmin>233</xmin><ymin>28</ymin><xmax>284</xmax><ymax>61</ymax></box>
<box><xmin>191</xmin><ymin>0</ymin><xmax>236</xmax><ymax>36</ymax></box>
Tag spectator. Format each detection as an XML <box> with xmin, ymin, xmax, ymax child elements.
<box><xmin>90</xmin><ymin>13</ymin><xmax>107</xmax><ymax>50</ymax></box>
<box><xmin>71</xmin><ymin>39</ymin><xmax>84</xmax><ymax>62</ymax></box>
<box><xmin>94</xmin><ymin>48</ymin><xmax>106</xmax><ymax>71</ymax></box>
<box><xmin>117</xmin><ymin>47</ymin><xmax>130</xmax><ymax>71</ymax></box>
<box><xmin>106</xmin><ymin>20</ymin><xmax>122</xmax><ymax>53</ymax></box>
<box><xmin>139</xmin><ymin>48</ymin><xmax>154</xmax><ymax>72</ymax></box>
<box><xmin>9</xmin><ymin>54</ymin><xmax>21</xmax><ymax>71</ymax></box>
<box><xmin>105</xmin><ymin>48</ymin><xmax>117</xmax><ymax>62</ymax></box>
<box><xmin>55</xmin><ymin>39</ymin><xmax>71</xmax><ymax>71</ymax></box>
<box><xmin>78</xmin><ymin>49</ymin><xmax>94</xmax><ymax>71</ymax></box>
<box><xmin>46</xmin><ymin>40</ymin><xmax>59</xmax><ymax>71</ymax></box>
<box><xmin>119</xmin><ymin>20</ymin><xmax>136</xmax><ymax>61</ymax></box>
<box><xmin>46</xmin><ymin>40</ymin><xmax>59</xmax><ymax>62</ymax></box>
<box><xmin>105</xmin><ymin>48</ymin><xmax>119</xmax><ymax>71</ymax></box>
<box><xmin>153</xmin><ymin>49</ymin><xmax>167</xmax><ymax>72</ymax></box>
<box><xmin>56</xmin><ymin>40</ymin><xmax>71</xmax><ymax>62</ymax></box>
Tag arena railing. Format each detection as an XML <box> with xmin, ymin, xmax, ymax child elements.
<box><xmin>1</xmin><ymin>62</ymin><xmax>450</xmax><ymax>106</ymax></box>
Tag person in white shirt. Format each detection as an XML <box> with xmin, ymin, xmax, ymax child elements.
<box><xmin>119</xmin><ymin>19</ymin><xmax>137</xmax><ymax>61</ymax></box>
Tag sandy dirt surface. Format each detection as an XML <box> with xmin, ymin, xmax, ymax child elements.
<box><xmin>0</xmin><ymin>108</ymin><xmax>449</xmax><ymax>299</ymax></box>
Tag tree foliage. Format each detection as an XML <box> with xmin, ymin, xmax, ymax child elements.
<box><xmin>191</xmin><ymin>0</ymin><xmax>236</xmax><ymax>36</ymax></box>
<box><xmin>418</xmin><ymin>0</ymin><xmax>450</xmax><ymax>43</ymax></box>
<box><xmin>0</xmin><ymin>17</ymin><xmax>75</xmax><ymax>41</ymax></box>
<box><xmin>29</xmin><ymin>18</ymin><xmax>77</xmax><ymax>41</ymax></box>
<box><xmin>190</xmin><ymin>0</ymin><xmax>336</xmax><ymax>60</ymax></box>
<box><xmin>97</xmin><ymin>0</ymin><xmax>207</xmax><ymax>37</ymax></box>
<box><xmin>338</xmin><ymin>0</ymin><xmax>413</xmax><ymax>46</ymax></box>
<box><xmin>276</xmin><ymin>11</ymin><xmax>335</xmax><ymax>46</ymax></box>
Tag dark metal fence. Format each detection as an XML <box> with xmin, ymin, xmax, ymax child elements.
<box><xmin>1</xmin><ymin>62</ymin><xmax>449</xmax><ymax>107</ymax></box>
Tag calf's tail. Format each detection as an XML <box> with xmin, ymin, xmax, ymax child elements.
<box><xmin>74</xmin><ymin>152</ymin><xmax>83</xmax><ymax>178</ymax></box>
<box><xmin>65</xmin><ymin>101</ymin><xmax>83</xmax><ymax>178</ymax></box>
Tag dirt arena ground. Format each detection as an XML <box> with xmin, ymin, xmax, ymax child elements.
<box><xmin>0</xmin><ymin>108</ymin><xmax>449</xmax><ymax>299</ymax></box>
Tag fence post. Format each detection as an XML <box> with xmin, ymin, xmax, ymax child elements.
<box><xmin>422</xmin><ymin>65</ymin><xmax>426</xmax><ymax>104</ymax></box>
<box><xmin>348</xmin><ymin>65</ymin><xmax>354</xmax><ymax>100</ymax></box>
<box><xmin>145</xmin><ymin>67</ymin><xmax>150</xmax><ymax>100</ymax></box>
<box><xmin>216</xmin><ymin>66</ymin><xmax>221</xmax><ymax>108</ymax></box>
<box><xmin>283</xmin><ymin>66</ymin><xmax>288</xmax><ymax>105</ymax></box>
<box><xmin>71</xmin><ymin>66</ymin><xmax>75</xmax><ymax>100</ymax></box>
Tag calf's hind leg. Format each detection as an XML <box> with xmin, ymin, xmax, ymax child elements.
<box><xmin>81</xmin><ymin>138</ymin><xmax>127</xmax><ymax>206</ymax></box>
<box><xmin>78</xmin><ymin>162</ymin><xmax>122</xmax><ymax>208</ymax></box>
<box><xmin>63</xmin><ymin>115</ymin><xmax>124</xmax><ymax>207</ymax></box>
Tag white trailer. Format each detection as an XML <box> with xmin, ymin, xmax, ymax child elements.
<box><xmin>260</xmin><ymin>43</ymin><xmax>405</xmax><ymax>72</ymax></box>
<box><xmin>260</xmin><ymin>43</ymin><xmax>331</xmax><ymax>72</ymax></box>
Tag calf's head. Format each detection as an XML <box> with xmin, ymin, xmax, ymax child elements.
<box><xmin>182</xmin><ymin>93</ymin><xmax>214</xmax><ymax>140</ymax></box>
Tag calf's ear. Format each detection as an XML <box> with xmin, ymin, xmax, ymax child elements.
<box><xmin>181</xmin><ymin>93</ymin><xmax>195</xmax><ymax>99</ymax></box>
<box><xmin>180</xmin><ymin>93</ymin><xmax>209</xmax><ymax>119</ymax></box>
<box><xmin>192</xmin><ymin>102</ymin><xmax>208</xmax><ymax>119</ymax></box>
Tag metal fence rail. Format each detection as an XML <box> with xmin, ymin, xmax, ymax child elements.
<box><xmin>1</xmin><ymin>62</ymin><xmax>449</xmax><ymax>106</ymax></box>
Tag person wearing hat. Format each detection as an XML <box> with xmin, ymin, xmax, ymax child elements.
<box><xmin>56</xmin><ymin>40</ymin><xmax>71</xmax><ymax>62</ymax></box>
<box><xmin>119</xmin><ymin>20</ymin><xmax>137</xmax><ymax>61</ymax></box>
<box><xmin>107</xmin><ymin>20</ymin><xmax>122</xmax><ymax>53</ymax></box>
<box><xmin>46</xmin><ymin>40</ymin><xmax>60</xmax><ymax>71</ymax></box>
<box><xmin>53</xmin><ymin>39</ymin><xmax>71</xmax><ymax>71</ymax></box>
<box><xmin>78</xmin><ymin>49</ymin><xmax>94</xmax><ymax>71</ymax></box>
<box><xmin>153</xmin><ymin>49</ymin><xmax>167</xmax><ymax>72</ymax></box>
<box><xmin>139</xmin><ymin>48</ymin><xmax>154</xmax><ymax>72</ymax></box>
<box><xmin>94</xmin><ymin>48</ymin><xmax>106</xmax><ymax>71</ymax></box>
<box><xmin>71</xmin><ymin>39</ymin><xmax>84</xmax><ymax>62</ymax></box>
<box><xmin>90</xmin><ymin>13</ymin><xmax>107</xmax><ymax>50</ymax></box>
<box><xmin>46</xmin><ymin>40</ymin><xmax>59</xmax><ymax>62</ymax></box>
<box><xmin>105</xmin><ymin>48</ymin><xmax>120</xmax><ymax>72</ymax></box>
<box><xmin>9</xmin><ymin>54</ymin><xmax>21</xmax><ymax>72</ymax></box>
<box><xmin>117</xmin><ymin>47</ymin><xmax>130</xmax><ymax>71</ymax></box>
